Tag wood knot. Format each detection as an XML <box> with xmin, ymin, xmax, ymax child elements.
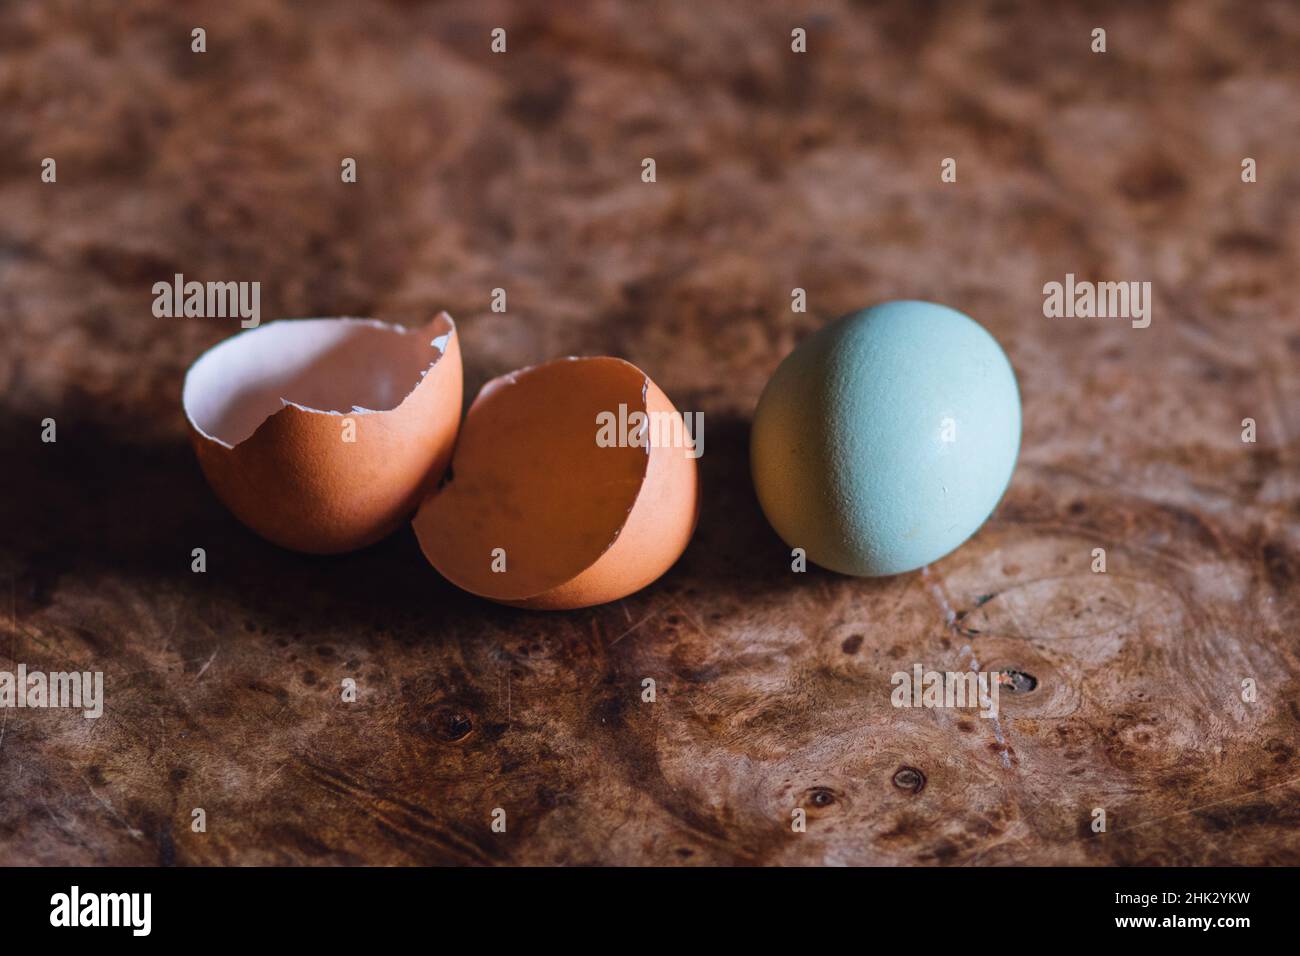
<box><xmin>809</xmin><ymin>786</ymin><xmax>836</xmax><ymax>808</ymax></box>
<box><xmin>431</xmin><ymin>707</ymin><xmax>474</xmax><ymax>742</ymax></box>
<box><xmin>999</xmin><ymin>669</ymin><xmax>1038</xmax><ymax>693</ymax></box>
<box><xmin>893</xmin><ymin>766</ymin><xmax>926</xmax><ymax>794</ymax></box>
<box><xmin>799</xmin><ymin>785</ymin><xmax>844</xmax><ymax>813</ymax></box>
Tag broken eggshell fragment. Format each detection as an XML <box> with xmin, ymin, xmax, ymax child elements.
<box><xmin>413</xmin><ymin>356</ymin><xmax>699</xmax><ymax>610</ymax></box>
<box><xmin>182</xmin><ymin>314</ymin><xmax>463</xmax><ymax>554</ymax></box>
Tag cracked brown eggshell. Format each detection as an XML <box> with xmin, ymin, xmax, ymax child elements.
<box><xmin>413</xmin><ymin>356</ymin><xmax>700</xmax><ymax>610</ymax></box>
<box><xmin>182</xmin><ymin>314</ymin><xmax>462</xmax><ymax>554</ymax></box>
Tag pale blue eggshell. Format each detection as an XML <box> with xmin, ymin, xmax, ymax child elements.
<box><xmin>750</xmin><ymin>300</ymin><xmax>1021</xmax><ymax>576</ymax></box>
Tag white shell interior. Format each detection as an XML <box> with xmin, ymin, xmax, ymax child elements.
<box><xmin>182</xmin><ymin>318</ymin><xmax>448</xmax><ymax>448</ymax></box>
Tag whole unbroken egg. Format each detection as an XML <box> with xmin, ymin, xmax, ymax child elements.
<box><xmin>751</xmin><ymin>300</ymin><xmax>1021</xmax><ymax>576</ymax></box>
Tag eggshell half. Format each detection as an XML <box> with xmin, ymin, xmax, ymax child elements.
<box><xmin>183</xmin><ymin>314</ymin><xmax>463</xmax><ymax>554</ymax></box>
<box><xmin>412</xmin><ymin>357</ymin><xmax>699</xmax><ymax>610</ymax></box>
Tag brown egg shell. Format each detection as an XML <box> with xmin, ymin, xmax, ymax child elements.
<box><xmin>412</xmin><ymin>356</ymin><xmax>700</xmax><ymax>610</ymax></box>
<box><xmin>183</xmin><ymin>314</ymin><xmax>463</xmax><ymax>554</ymax></box>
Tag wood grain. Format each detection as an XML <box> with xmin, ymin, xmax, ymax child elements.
<box><xmin>1</xmin><ymin>0</ymin><xmax>1298</xmax><ymax>865</ymax></box>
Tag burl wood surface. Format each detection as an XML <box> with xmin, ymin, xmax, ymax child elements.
<box><xmin>2</xmin><ymin>0</ymin><xmax>1299</xmax><ymax>866</ymax></box>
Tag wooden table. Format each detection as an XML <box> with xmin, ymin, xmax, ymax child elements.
<box><xmin>2</xmin><ymin>0</ymin><xmax>1298</xmax><ymax>865</ymax></box>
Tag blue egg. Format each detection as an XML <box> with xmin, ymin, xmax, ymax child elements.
<box><xmin>751</xmin><ymin>300</ymin><xmax>1021</xmax><ymax>576</ymax></box>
